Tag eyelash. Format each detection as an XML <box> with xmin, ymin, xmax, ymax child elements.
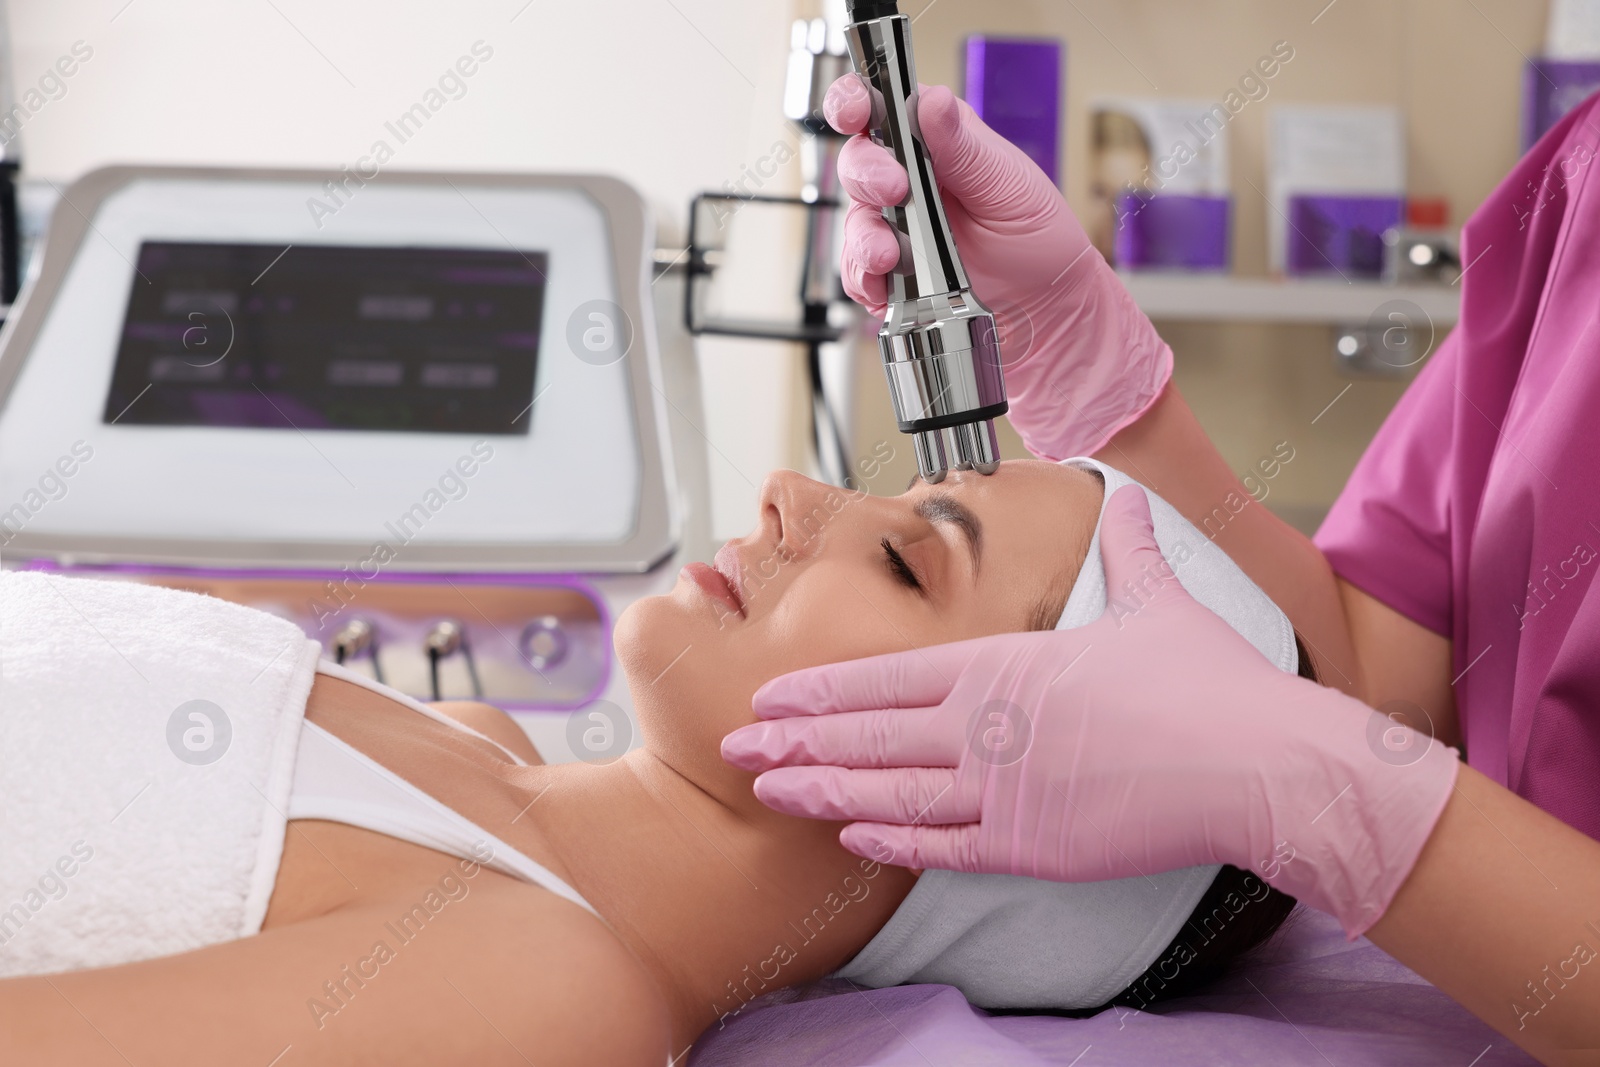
<box><xmin>881</xmin><ymin>538</ymin><xmax>923</xmax><ymax>592</ymax></box>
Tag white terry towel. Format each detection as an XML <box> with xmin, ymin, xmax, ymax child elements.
<box><xmin>0</xmin><ymin>570</ymin><xmax>322</xmax><ymax>977</ymax></box>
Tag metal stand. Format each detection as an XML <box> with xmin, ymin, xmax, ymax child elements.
<box><xmin>682</xmin><ymin>188</ymin><xmax>858</xmax><ymax>488</ymax></box>
<box><xmin>675</xmin><ymin>7</ymin><xmax>863</xmax><ymax>489</ymax></box>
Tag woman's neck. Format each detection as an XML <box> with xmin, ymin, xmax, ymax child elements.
<box><xmin>528</xmin><ymin>746</ymin><xmax>913</xmax><ymax>1053</ymax></box>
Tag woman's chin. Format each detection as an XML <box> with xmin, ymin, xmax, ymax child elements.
<box><xmin>611</xmin><ymin>595</ymin><xmax>662</xmax><ymax>684</ymax></box>
<box><xmin>612</xmin><ymin>591</ymin><xmax>707</xmax><ymax>693</ymax></box>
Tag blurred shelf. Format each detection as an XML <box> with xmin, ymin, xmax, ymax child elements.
<box><xmin>1119</xmin><ymin>274</ymin><xmax>1461</xmax><ymax>327</ymax></box>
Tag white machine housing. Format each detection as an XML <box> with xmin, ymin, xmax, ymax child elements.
<box><xmin>0</xmin><ymin>166</ymin><xmax>713</xmax><ymax>761</ymax></box>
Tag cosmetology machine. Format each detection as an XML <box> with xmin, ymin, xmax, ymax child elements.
<box><xmin>0</xmin><ymin>166</ymin><xmax>711</xmax><ymax>760</ymax></box>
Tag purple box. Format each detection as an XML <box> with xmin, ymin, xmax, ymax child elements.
<box><xmin>1285</xmin><ymin>195</ymin><xmax>1403</xmax><ymax>278</ymax></box>
<box><xmin>1522</xmin><ymin>59</ymin><xmax>1600</xmax><ymax>153</ymax></box>
<box><xmin>1113</xmin><ymin>192</ymin><xmax>1231</xmax><ymax>271</ymax></box>
<box><xmin>964</xmin><ymin>37</ymin><xmax>1062</xmax><ymax>186</ymax></box>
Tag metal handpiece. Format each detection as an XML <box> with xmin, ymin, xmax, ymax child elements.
<box><xmin>843</xmin><ymin>0</ymin><xmax>1007</xmax><ymax>482</ymax></box>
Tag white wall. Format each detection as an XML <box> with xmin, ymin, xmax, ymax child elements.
<box><xmin>7</xmin><ymin>0</ymin><xmax>805</xmax><ymax>541</ymax></box>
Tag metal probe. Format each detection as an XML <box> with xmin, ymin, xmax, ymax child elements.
<box><xmin>424</xmin><ymin>619</ymin><xmax>482</xmax><ymax>702</ymax></box>
<box><xmin>843</xmin><ymin>0</ymin><xmax>1007</xmax><ymax>482</ymax></box>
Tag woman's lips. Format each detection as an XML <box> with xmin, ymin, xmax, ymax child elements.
<box><xmin>682</xmin><ymin>557</ymin><xmax>745</xmax><ymax>619</ymax></box>
<box><xmin>712</xmin><ymin>541</ymin><xmax>748</xmax><ymax>611</ymax></box>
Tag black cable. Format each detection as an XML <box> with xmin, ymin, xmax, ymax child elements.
<box><xmin>806</xmin><ymin>330</ymin><xmax>855</xmax><ymax>488</ymax></box>
<box><xmin>0</xmin><ymin>163</ymin><xmax>21</xmax><ymax>305</ymax></box>
<box><xmin>462</xmin><ymin>645</ymin><xmax>483</xmax><ymax>699</ymax></box>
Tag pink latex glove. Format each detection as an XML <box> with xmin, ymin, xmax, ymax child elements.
<box><xmin>722</xmin><ymin>487</ymin><xmax>1461</xmax><ymax>939</ymax></box>
<box><xmin>829</xmin><ymin>76</ymin><xmax>1172</xmax><ymax>459</ymax></box>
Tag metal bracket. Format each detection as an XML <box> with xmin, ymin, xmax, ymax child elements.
<box><xmin>683</xmin><ymin>191</ymin><xmax>848</xmax><ymax>345</ymax></box>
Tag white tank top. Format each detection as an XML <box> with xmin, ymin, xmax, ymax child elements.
<box><xmin>287</xmin><ymin>660</ymin><xmax>598</xmax><ymax>920</ymax></box>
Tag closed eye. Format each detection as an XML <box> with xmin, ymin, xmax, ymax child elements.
<box><xmin>881</xmin><ymin>538</ymin><xmax>923</xmax><ymax>593</ymax></box>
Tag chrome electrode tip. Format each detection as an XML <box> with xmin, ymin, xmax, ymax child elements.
<box><xmin>911</xmin><ymin>418</ymin><xmax>1002</xmax><ymax>482</ymax></box>
<box><xmin>845</xmin><ymin>0</ymin><xmax>1009</xmax><ymax>483</ymax></box>
<box><xmin>912</xmin><ymin>429</ymin><xmax>948</xmax><ymax>483</ymax></box>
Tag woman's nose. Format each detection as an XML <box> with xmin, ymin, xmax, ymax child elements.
<box><xmin>759</xmin><ymin>469</ymin><xmax>846</xmax><ymax>561</ymax></box>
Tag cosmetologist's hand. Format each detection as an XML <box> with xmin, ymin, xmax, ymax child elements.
<box><xmin>722</xmin><ymin>486</ymin><xmax>1461</xmax><ymax>938</ymax></box>
<box><xmin>828</xmin><ymin>76</ymin><xmax>1172</xmax><ymax>459</ymax></box>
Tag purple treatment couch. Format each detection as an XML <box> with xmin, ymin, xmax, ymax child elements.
<box><xmin>689</xmin><ymin>906</ymin><xmax>1533</xmax><ymax>1066</ymax></box>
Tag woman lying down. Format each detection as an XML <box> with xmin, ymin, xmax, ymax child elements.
<box><xmin>0</xmin><ymin>458</ymin><xmax>1308</xmax><ymax>1065</ymax></box>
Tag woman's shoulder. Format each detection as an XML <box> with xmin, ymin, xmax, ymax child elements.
<box><xmin>277</xmin><ymin>825</ymin><xmax>670</xmax><ymax>1066</ymax></box>
<box><xmin>430</xmin><ymin>699</ymin><xmax>545</xmax><ymax>764</ymax></box>
<box><xmin>448</xmin><ymin>869</ymin><xmax>672</xmax><ymax>1066</ymax></box>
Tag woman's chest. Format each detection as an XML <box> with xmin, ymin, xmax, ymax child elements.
<box><xmin>264</xmin><ymin>817</ymin><xmax>487</xmax><ymax>927</ymax></box>
<box><xmin>264</xmin><ymin>674</ymin><xmax>570</xmax><ymax>925</ymax></box>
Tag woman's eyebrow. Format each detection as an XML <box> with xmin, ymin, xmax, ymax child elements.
<box><xmin>914</xmin><ymin>492</ymin><xmax>983</xmax><ymax>575</ymax></box>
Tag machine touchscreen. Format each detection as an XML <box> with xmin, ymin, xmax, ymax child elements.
<box><xmin>102</xmin><ymin>241</ymin><xmax>548</xmax><ymax>435</ymax></box>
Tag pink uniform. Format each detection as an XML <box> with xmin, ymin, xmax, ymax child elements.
<box><xmin>1316</xmin><ymin>93</ymin><xmax>1600</xmax><ymax>840</ymax></box>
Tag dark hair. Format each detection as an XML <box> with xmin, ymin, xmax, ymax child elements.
<box><xmin>1103</xmin><ymin>634</ymin><xmax>1315</xmax><ymax>1011</ymax></box>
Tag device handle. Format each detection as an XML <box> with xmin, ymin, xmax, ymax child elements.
<box><xmin>843</xmin><ymin>13</ymin><xmax>971</xmax><ymax>303</ymax></box>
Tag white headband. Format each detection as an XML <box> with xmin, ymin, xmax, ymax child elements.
<box><xmin>832</xmin><ymin>457</ymin><xmax>1297</xmax><ymax>1009</ymax></box>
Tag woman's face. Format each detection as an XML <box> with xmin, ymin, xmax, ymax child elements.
<box><xmin>614</xmin><ymin>459</ymin><xmax>1103</xmax><ymax>812</ymax></box>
